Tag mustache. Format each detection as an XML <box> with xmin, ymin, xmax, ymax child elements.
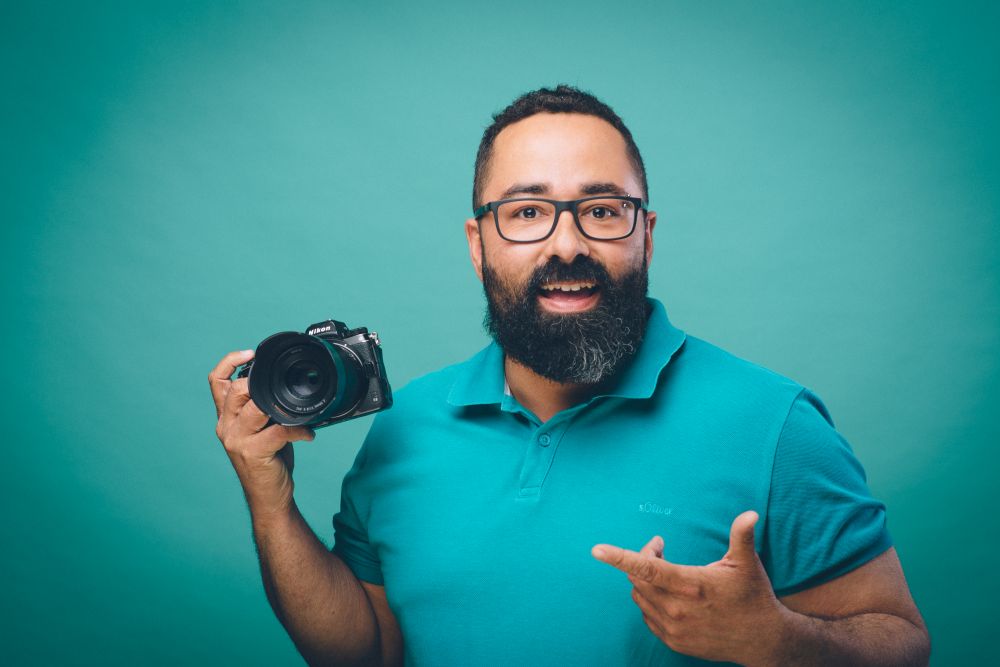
<box><xmin>527</xmin><ymin>256</ymin><xmax>611</xmax><ymax>292</ymax></box>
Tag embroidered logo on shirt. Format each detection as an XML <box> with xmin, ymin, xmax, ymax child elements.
<box><xmin>638</xmin><ymin>502</ymin><xmax>672</xmax><ymax>515</ymax></box>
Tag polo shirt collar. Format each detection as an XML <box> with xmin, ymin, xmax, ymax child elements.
<box><xmin>446</xmin><ymin>298</ymin><xmax>686</xmax><ymax>407</ymax></box>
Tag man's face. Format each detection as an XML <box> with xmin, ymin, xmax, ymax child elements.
<box><xmin>465</xmin><ymin>112</ymin><xmax>657</xmax><ymax>384</ymax></box>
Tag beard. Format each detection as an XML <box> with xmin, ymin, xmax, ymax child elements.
<box><xmin>481</xmin><ymin>253</ymin><xmax>650</xmax><ymax>385</ymax></box>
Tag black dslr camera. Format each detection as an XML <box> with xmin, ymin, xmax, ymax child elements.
<box><xmin>236</xmin><ymin>319</ymin><xmax>392</xmax><ymax>429</ymax></box>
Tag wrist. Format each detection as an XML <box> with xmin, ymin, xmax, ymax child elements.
<box><xmin>744</xmin><ymin>602</ymin><xmax>800</xmax><ymax>667</ymax></box>
<box><xmin>242</xmin><ymin>473</ymin><xmax>296</xmax><ymax>523</ymax></box>
<box><xmin>231</xmin><ymin>456</ymin><xmax>296</xmax><ymax>517</ymax></box>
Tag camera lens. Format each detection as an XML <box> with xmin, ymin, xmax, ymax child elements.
<box><xmin>286</xmin><ymin>363</ymin><xmax>322</xmax><ymax>399</ymax></box>
<box><xmin>270</xmin><ymin>345</ymin><xmax>337</xmax><ymax>413</ymax></box>
<box><xmin>247</xmin><ymin>331</ymin><xmax>365</xmax><ymax>426</ymax></box>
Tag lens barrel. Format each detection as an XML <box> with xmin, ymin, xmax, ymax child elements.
<box><xmin>247</xmin><ymin>331</ymin><xmax>365</xmax><ymax>426</ymax></box>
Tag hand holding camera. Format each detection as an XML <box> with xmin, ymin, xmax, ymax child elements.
<box><xmin>210</xmin><ymin>318</ymin><xmax>392</xmax><ymax>516</ymax></box>
<box><xmin>209</xmin><ymin>348</ymin><xmax>313</xmax><ymax>516</ymax></box>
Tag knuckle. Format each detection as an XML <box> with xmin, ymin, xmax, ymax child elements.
<box><xmin>660</xmin><ymin>624</ymin><xmax>683</xmax><ymax>648</ymax></box>
<box><xmin>218</xmin><ymin>429</ymin><xmax>238</xmax><ymax>452</ymax></box>
<box><xmin>228</xmin><ymin>436</ymin><xmax>257</xmax><ymax>459</ymax></box>
<box><xmin>642</xmin><ymin>614</ymin><xmax>666</xmax><ymax>641</ymax></box>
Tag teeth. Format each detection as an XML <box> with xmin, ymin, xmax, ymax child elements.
<box><xmin>541</xmin><ymin>282</ymin><xmax>596</xmax><ymax>292</ymax></box>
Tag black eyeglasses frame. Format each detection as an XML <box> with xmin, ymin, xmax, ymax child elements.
<box><xmin>472</xmin><ymin>195</ymin><xmax>649</xmax><ymax>243</ymax></box>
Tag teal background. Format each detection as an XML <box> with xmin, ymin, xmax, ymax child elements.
<box><xmin>2</xmin><ymin>1</ymin><xmax>996</xmax><ymax>664</ymax></box>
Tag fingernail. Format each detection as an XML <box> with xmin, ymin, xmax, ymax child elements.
<box><xmin>242</xmin><ymin>349</ymin><xmax>254</xmax><ymax>356</ymax></box>
<box><xmin>593</xmin><ymin>547</ymin><xmax>607</xmax><ymax>559</ymax></box>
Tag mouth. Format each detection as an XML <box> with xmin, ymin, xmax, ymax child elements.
<box><xmin>536</xmin><ymin>281</ymin><xmax>601</xmax><ymax>312</ymax></box>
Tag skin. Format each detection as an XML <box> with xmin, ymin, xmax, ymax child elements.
<box><xmin>211</xmin><ymin>111</ymin><xmax>930</xmax><ymax>665</ymax></box>
<box><xmin>593</xmin><ymin>514</ymin><xmax>930</xmax><ymax>666</ymax></box>
<box><xmin>465</xmin><ymin>112</ymin><xmax>656</xmax><ymax>422</ymax></box>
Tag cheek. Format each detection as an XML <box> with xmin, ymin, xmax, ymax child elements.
<box><xmin>595</xmin><ymin>242</ymin><xmax>646</xmax><ymax>276</ymax></box>
<box><xmin>484</xmin><ymin>244</ymin><xmax>541</xmax><ymax>285</ymax></box>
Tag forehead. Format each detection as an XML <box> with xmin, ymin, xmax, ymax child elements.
<box><xmin>484</xmin><ymin>113</ymin><xmax>639</xmax><ymax>199</ymax></box>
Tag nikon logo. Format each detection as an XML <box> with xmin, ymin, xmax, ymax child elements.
<box><xmin>308</xmin><ymin>325</ymin><xmax>334</xmax><ymax>335</ymax></box>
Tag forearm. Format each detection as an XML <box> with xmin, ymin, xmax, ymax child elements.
<box><xmin>763</xmin><ymin>606</ymin><xmax>930</xmax><ymax>667</ymax></box>
<box><xmin>251</xmin><ymin>500</ymin><xmax>381</xmax><ymax>666</ymax></box>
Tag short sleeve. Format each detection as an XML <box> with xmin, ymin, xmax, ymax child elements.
<box><xmin>332</xmin><ymin>419</ymin><xmax>385</xmax><ymax>585</ymax></box>
<box><xmin>762</xmin><ymin>388</ymin><xmax>893</xmax><ymax>596</ymax></box>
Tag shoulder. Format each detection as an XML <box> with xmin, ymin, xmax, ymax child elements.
<box><xmin>664</xmin><ymin>333</ymin><xmax>806</xmax><ymax>412</ymax></box>
<box><xmin>390</xmin><ymin>353</ymin><xmax>478</xmax><ymax>411</ymax></box>
<box><xmin>680</xmin><ymin>334</ymin><xmax>801</xmax><ymax>386</ymax></box>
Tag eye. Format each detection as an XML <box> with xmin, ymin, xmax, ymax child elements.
<box><xmin>587</xmin><ymin>206</ymin><xmax>619</xmax><ymax>220</ymax></box>
<box><xmin>517</xmin><ymin>206</ymin><xmax>540</xmax><ymax>219</ymax></box>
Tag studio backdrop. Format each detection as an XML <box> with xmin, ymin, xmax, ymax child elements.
<box><xmin>2</xmin><ymin>1</ymin><xmax>997</xmax><ymax>664</ymax></box>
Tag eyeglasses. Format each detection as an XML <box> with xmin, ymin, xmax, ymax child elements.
<box><xmin>473</xmin><ymin>195</ymin><xmax>648</xmax><ymax>243</ymax></box>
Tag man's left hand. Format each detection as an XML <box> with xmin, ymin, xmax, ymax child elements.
<box><xmin>592</xmin><ymin>511</ymin><xmax>786</xmax><ymax>666</ymax></box>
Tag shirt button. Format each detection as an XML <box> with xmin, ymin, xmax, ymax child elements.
<box><xmin>538</xmin><ymin>434</ymin><xmax>551</xmax><ymax>447</ymax></box>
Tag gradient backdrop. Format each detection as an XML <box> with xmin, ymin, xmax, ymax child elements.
<box><xmin>3</xmin><ymin>1</ymin><xmax>997</xmax><ymax>664</ymax></box>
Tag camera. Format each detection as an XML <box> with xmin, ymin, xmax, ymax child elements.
<box><xmin>236</xmin><ymin>318</ymin><xmax>392</xmax><ymax>429</ymax></box>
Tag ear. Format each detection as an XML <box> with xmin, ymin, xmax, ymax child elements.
<box><xmin>643</xmin><ymin>210</ymin><xmax>657</xmax><ymax>266</ymax></box>
<box><xmin>465</xmin><ymin>217</ymin><xmax>484</xmax><ymax>282</ymax></box>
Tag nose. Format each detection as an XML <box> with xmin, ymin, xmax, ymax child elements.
<box><xmin>540</xmin><ymin>209</ymin><xmax>590</xmax><ymax>264</ymax></box>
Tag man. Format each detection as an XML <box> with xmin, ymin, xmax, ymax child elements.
<box><xmin>209</xmin><ymin>86</ymin><xmax>930</xmax><ymax>666</ymax></box>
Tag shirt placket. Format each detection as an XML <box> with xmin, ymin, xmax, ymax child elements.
<box><xmin>515</xmin><ymin>417</ymin><xmax>572</xmax><ymax>500</ymax></box>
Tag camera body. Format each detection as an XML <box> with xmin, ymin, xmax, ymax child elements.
<box><xmin>236</xmin><ymin>318</ymin><xmax>392</xmax><ymax>429</ymax></box>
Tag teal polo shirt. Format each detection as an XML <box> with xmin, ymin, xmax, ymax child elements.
<box><xmin>333</xmin><ymin>298</ymin><xmax>891</xmax><ymax>666</ymax></box>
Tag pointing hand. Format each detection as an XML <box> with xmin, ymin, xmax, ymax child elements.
<box><xmin>592</xmin><ymin>511</ymin><xmax>785</xmax><ymax>665</ymax></box>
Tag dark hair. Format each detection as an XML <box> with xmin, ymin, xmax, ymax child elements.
<box><xmin>472</xmin><ymin>85</ymin><xmax>648</xmax><ymax>210</ymax></box>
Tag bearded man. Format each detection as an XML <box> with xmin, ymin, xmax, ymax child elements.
<box><xmin>209</xmin><ymin>85</ymin><xmax>930</xmax><ymax>666</ymax></box>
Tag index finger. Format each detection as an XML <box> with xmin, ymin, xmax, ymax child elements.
<box><xmin>208</xmin><ymin>349</ymin><xmax>254</xmax><ymax>417</ymax></box>
<box><xmin>591</xmin><ymin>544</ymin><xmax>686</xmax><ymax>588</ymax></box>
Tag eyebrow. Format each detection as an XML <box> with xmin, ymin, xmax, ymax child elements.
<box><xmin>498</xmin><ymin>181</ymin><xmax>629</xmax><ymax>199</ymax></box>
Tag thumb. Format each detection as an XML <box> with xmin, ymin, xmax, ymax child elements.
<box><xmin>726</xmin><ymin>510</ymin><xmax>759</xmax><ymax>562</ymax></box>
<box><xmin>638</xmin><ymin>535</ymin><xmax>664</xmax><ymax>559</ymax></box>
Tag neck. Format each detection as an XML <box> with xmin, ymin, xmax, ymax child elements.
<box><xmin>503</xmin><ymin>356</ymin><xmax>605</xmax><ymax>423</ymax></box>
